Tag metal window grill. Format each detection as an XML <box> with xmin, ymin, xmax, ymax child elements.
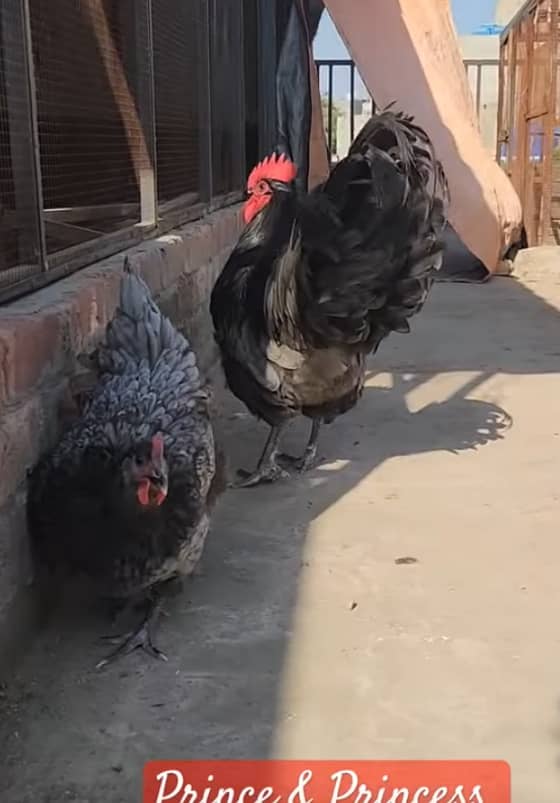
<box><xmin>0</xmin><ymin>0</ymin><xmax>265</xmax><ymax>304</ymax></box>
<box><xmin>0</xmin><ymin>0</ymin><xmax>43</xmax><ymax>285</ymax></box>
<box><xmin>316</xmin><ymin>58</ymin><xmax>501</xmax><ymax>164</ymax></box>
<box><xmin>153</xmin><ymin>0</ymin><xmax>200</xmax><ymax>206</ymax></box>
<box><xmin>209</xmin><ymin>0</ymin><xmax>246</xmax><ymax>197</ymax></box>
<box><xmin>30</xmin><ymin>0</ymin><xmax>142</xmax><ymax>252</ymax></box>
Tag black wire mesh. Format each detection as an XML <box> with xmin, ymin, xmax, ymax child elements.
<box><xmin>152</xmin><ymin>0</ymin><xmax>201</xmax><ymax>204</ymax></box>
<box><xmin>243</xmin><ymin>0</ymin><xmax>259</xmax><ymax>176</ymax></box>
<box><xmin>0</xmin><ymin>0</ymin><xmax>41</xmax><ymax>276</ymax></box>
<box><xmin>29</xmin><ymin>0</ymin><xmax>142</xmax><ymax>254</ymax></box>
<box><xmin>0</xmin><ymin>0</ymin><xmax>257</xmax><ymax>298</ymax></box>
<box><xmin>210</xmin><ymin>0</ymin><xmax>245</xmax><ymax>196</ymax></box>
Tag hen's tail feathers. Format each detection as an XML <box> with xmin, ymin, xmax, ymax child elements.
<box><xmin>349</xmin><ymin>105</ymin><xmax>449</xmax><ymax>214</ymax></box>
<box><xmin>97</xmin><ymin>258</ymin><xmax>197</xmax><ymax>378</ymax></box>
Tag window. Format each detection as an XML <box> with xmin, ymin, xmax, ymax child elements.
<box><xmin>0</xmin><ymin>0</ymin><xmax>273</xmax><ymax>303</ymax></box>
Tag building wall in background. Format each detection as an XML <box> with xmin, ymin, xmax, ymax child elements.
<box><xmin>495</xmin><ymin>0</ymin><xmax>527</xmax><ymax>25</ymax></box>
<box><xmin>459</xmin><ymin>35</ymin><xmax>500</xmax><ymax>155</ymax></box>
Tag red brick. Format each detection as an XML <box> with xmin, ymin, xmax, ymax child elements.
<box><xmin>0</xmin><ymin>494</ymin><xmax>33</xmax><ymax>608</ymax></box>
<box><xmin>155</xmin><ymin>236</ymin><xmax>186</xmax><ymax>289</ymax></box>
<box><xmin>220</xmin><ymin>206</ymin><xmax>243</xmax><ymax>250</ymax></box>
<box><xmin>0</xmin><ymin>394</ymin><xmax>58</xmax><ymax>508</ymax></box>
<box><xmin>186</xmin><ymin>220</ymin><xmax>214</xmax><ymax>270</ymax></box>
<box><xmin>0</xmin><ymin>313</ymin><xmax>64</xmax><ymax>405</ymax></box>
<box><xmin>67</xmin><ymin>270</ymin><xmax>121</xmax><ymax>353</ymax></box>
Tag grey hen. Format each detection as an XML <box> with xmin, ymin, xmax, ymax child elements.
<box><xmin>28</xmin><ymin>259</ymin><xmax>226</xmax><ymax>668</ymax></box>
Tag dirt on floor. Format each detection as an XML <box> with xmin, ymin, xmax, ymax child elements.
<box><xmin>1</xmin><ymin>247</ymin><xmax>560</xmax><ymax>803</ymax></box>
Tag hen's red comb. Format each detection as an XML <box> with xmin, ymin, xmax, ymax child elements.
<box><xmin>151</xmin><ymin>433</ymin><xmax>164</xmax><ymax>461</ymax></box>
<box><xmin>247</xmin><ymin>152</ymin><xmax>297</xmax><ymax>190</ymax></box>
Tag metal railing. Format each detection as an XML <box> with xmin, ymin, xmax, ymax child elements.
<box><xmin>0</xmin><ymin>0</ymin><xmax>261</xmax><ymax>304</ymax></box>
<box><xmin>315</xmin><ymin>59</ymin><xmax>359</xmax><ymax>157</ymax></box>
<box><xmin>315</xmin><ymin>57</ymin><xmax>501</xmax><ymax>163</ymax></box>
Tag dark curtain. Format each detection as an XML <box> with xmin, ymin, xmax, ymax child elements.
<box><xmin>275</xmin><ymin>0</ymin><xmax>323</xmax><ymax>192</ymax></box>
<box><xmin>307</xmin><ymin>0</ymin><xmax>325</xmax><ymax>40</ymax></box>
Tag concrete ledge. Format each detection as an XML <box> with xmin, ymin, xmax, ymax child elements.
<box><xmin>0</xmin><ymin>204</ymin><xmax>242</xmax><ymax>671</ymax></box>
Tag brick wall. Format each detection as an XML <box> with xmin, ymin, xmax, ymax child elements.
<box><xmin>0</xmin><ymin>204</ymin><xmax>242</xmax><ymax>670</ymax></box>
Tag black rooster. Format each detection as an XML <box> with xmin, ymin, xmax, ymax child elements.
<box><xmin>28</xmin><ymin>261</ymin><xmax>225</xmax><ymax>668</ymax></box>
<box><xmin>210</xmin><ymin>107</ymin><xmax>448</xmax><ymax>487</ymax></box>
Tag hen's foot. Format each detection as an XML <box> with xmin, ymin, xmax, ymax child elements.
<box><xmin>232</xmin><ymin>459</ymin><xmax>290</xmax><ymax>489</ymax></box>
<box><xmin>96</xmin><ymin>600</ymin><xmax>167</xmax><ymax>670</ymax></box>
<box><xmin>103</xmin><ymin>597</ymin><xmax>139</xmax><ymax>627</ymax></box>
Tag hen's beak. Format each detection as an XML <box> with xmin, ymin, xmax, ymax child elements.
<box><xmin>150</xmin><ymin>474</ymin><xmax>168</xmax><ymax>505</ymax></box>
<box><xmin>136</xmin><ymin>476</ymin><xmax>168</xmax><ymax>507</ymax></box>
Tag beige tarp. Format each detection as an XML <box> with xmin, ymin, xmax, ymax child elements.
<box><xmin>310</xmin><ymin>0</ymin><xmax>523</xmax><ymax>273</ymax></box>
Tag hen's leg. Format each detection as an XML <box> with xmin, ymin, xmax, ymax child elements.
<box><xmin>103</xmin><ymin>597</ymin><xmax>133</xmax><ymax>627</ymax></box>
<box><xmin>96</xmin><ymin>591</ymin><xmax>167</xmax><ymax>670</ymax></box>
<box><xmin>233</xmin><ymin>425</ymin><xmax>289</xmax><ymax>488</ymax></box>
<box><xmin>278</xmin><ymin>419</ymin><xmax>322</xmax><ymax>473</ymax></box>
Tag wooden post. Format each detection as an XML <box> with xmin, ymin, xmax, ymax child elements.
<box><xmin>496</xmin><ymin>41</ymin><xmax>505</xmax><ymax>163</ymax></box>
<box><xmin>540</xmin><ymin>0</ymin><xmax>558</xmax><ymax>242</ymax></box>
<box><xmin>134</xmin><ymin>0</ymin><xmax>157</xmax><ymax>226</ymax></box>
<box><xmin>81</xmin><ymin>0</ymin><xmax>157</xmax><ymax>228</ymax></box>
<box><xmin>520</xmin><ymin>15</ymin><xmax>534</xmax><ymax>243</ymax></box>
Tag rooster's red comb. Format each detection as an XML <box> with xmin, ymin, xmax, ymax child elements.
<box><xmin>247</xmin><ymin>152</ymin><xmax>297</xmax><ymax>190</ymax></box>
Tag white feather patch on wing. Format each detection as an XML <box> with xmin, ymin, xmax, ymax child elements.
<box><xmin>266</xmin><ymin>339</ymin><xmax>306</xmax><ymax>370</ymax></box>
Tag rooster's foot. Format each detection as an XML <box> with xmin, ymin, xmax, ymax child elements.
<box><xmin>230</xmin><ymin>424</ymin><xmax>290</xmax><ymax>488</ymax></box>
<box><xmin>277</xmin><ymin>419</ymin><xmax>322</xmax><ymax>474</ymax></box>
<box><xmin>278</xmin><ymin>445</ymin><xmax>319</xmax><ymax>474</ymax></box>
<box><xmin>231</xmin><ymin>460</ymin><xmax>290</xmax><ymax>488</ymax></box>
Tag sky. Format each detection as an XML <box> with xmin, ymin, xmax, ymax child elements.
<box><xmin>314</xmin><ymin>0</ymin><xmax>498</xmax><ymax>98</ymax></box>
<box><xmin>449</xmin><ymin>0</ymin><xmax>497</xmax><ymax>34</ymax></box>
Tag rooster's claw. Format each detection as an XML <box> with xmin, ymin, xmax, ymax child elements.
<box><xmin>230</xmin><ymin>463</ymin><xmax>290</xmax><ymax>488</ymax></box>
<box><xmin>277</xmin><ymin>447</ymin><xmax>319</xmax><ymax>474</ymax></box>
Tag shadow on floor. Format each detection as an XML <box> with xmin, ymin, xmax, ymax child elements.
<box><xmin>0</xmin><ymin>274</ymin><xmax>559</xmax><ymax>802</ymax></box>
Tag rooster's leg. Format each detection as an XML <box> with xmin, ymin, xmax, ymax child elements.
<box><xmin>96</xmin><ymin>593</ymin><xmax>168</xmax><ymax>670</ymax></box>
<box><xmin>278</xmin><ymin>419</ymin><xmax>322</xmax><ymax>473</ymax></box>
<box><xmin>233</xmin><ymin>425</ymin><xmax>290</xmax><ymax>488</ymax></box>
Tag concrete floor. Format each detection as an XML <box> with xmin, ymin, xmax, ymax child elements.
<box><xmin>1</xmin><ymin>249</ymin><xmax>560</xmax><ymax>802</ymax></box>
